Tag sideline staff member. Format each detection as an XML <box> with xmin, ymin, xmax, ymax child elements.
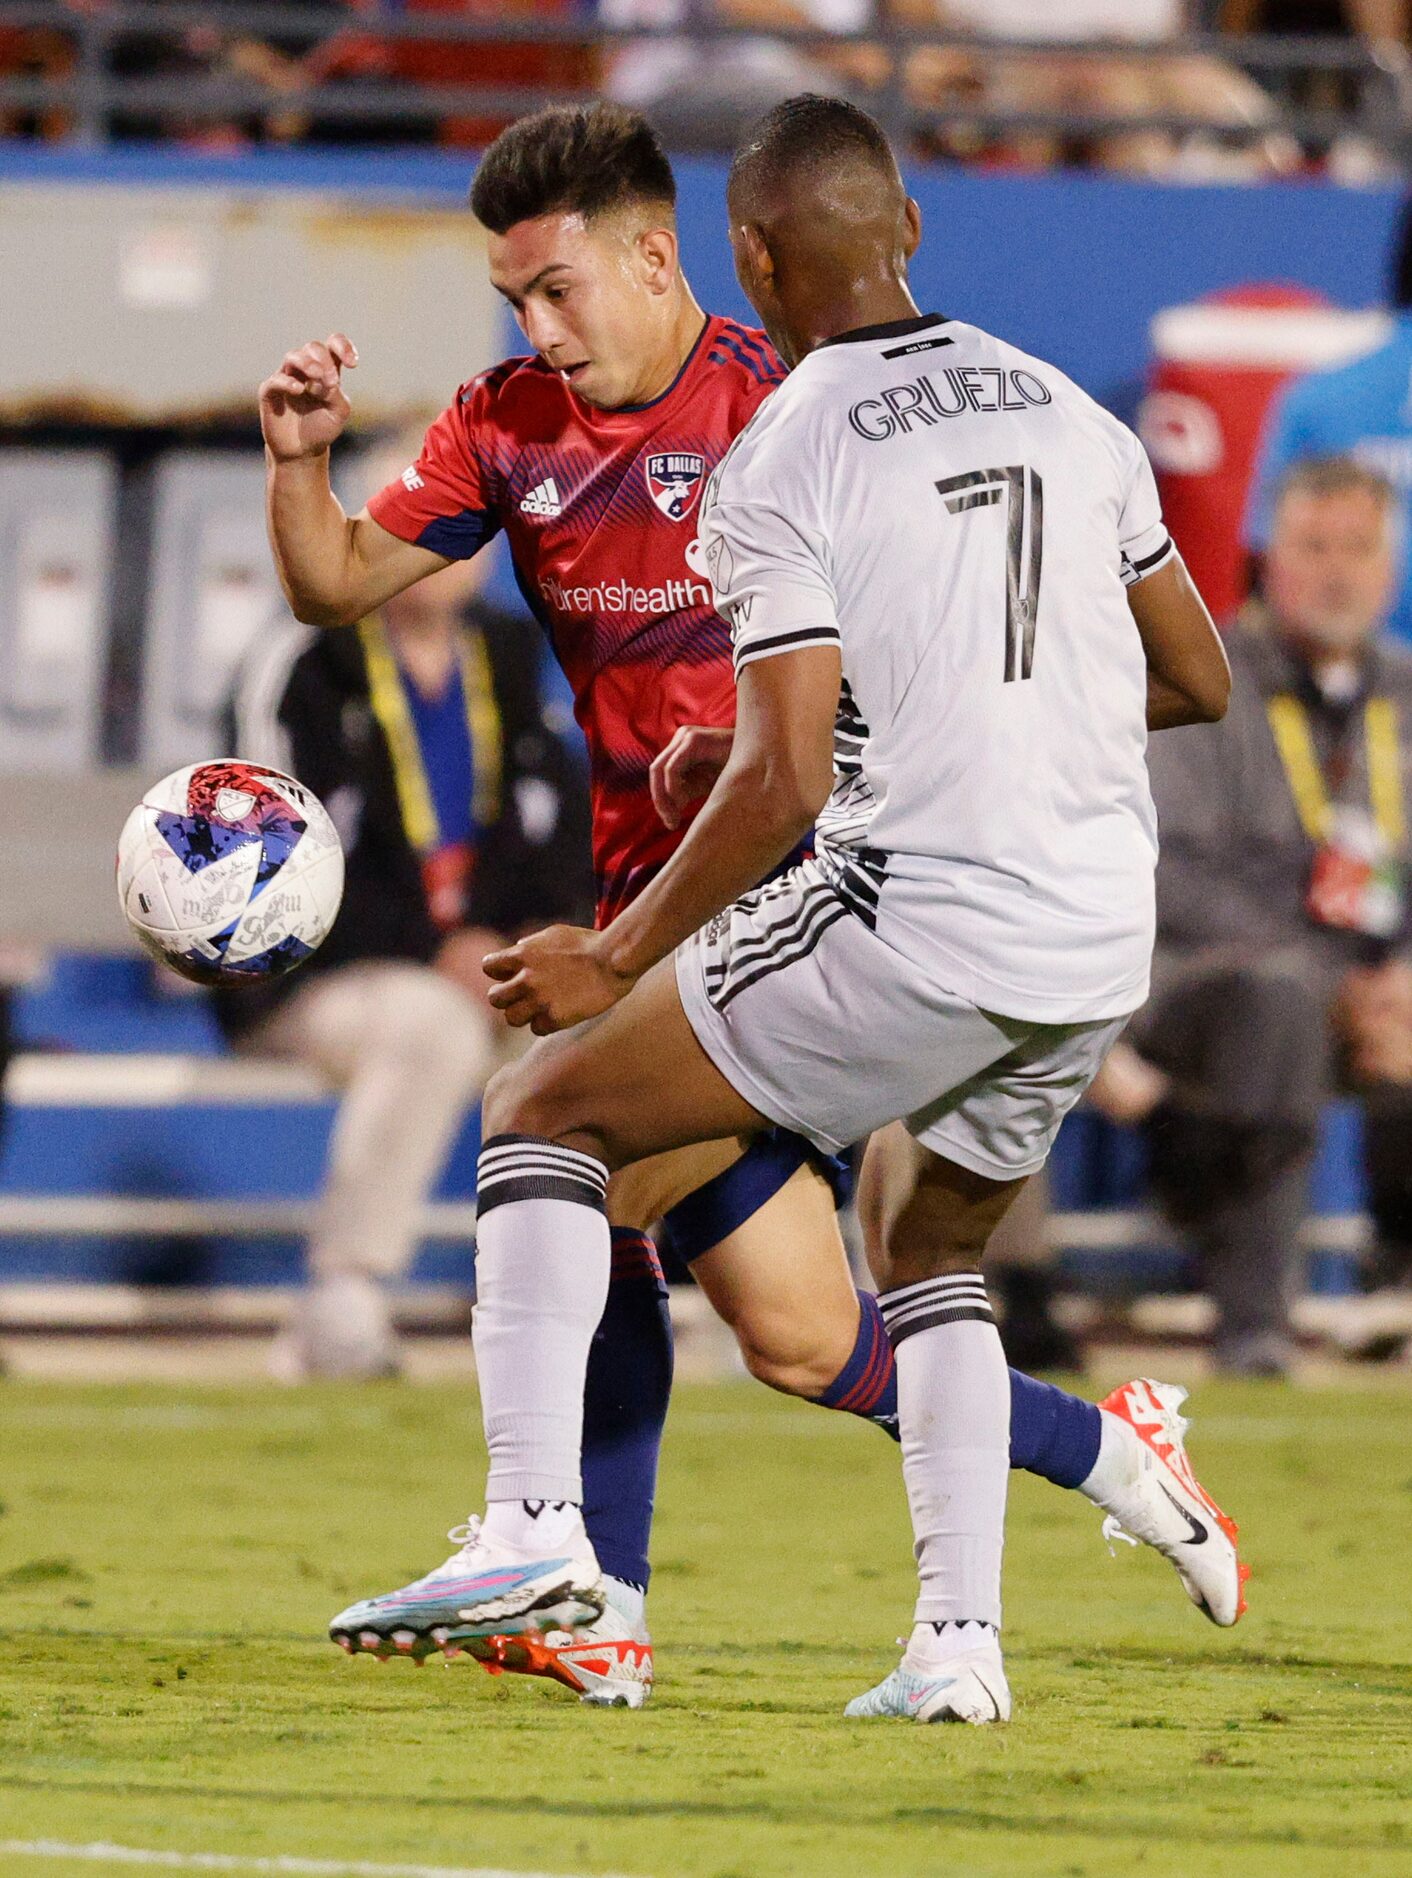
<box><xmin>1094</xmin><ymin>457</ymin><xmax>1412</xmax><ymax>1373</ymax></box>
<box><xmin>221</xmin><ymin>494</ymin><xmax>590</xmax><ymax>1378</ymax></box>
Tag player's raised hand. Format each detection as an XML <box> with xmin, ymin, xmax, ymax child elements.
<box><xmin>260</xmin><ymin>333</ymin><xmax>359</xmax><ymax>462</ymax></box>
<box><xmin>483</xmin><ymin>925</ymin><xmax>635</xmax><ymax>1035</ymax></box>
<box><xmin>649</xmin><ymin>724</ymin><xmax>735</xmax><ymax>829</ymax></box>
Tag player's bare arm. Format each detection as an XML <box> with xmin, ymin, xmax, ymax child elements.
<box><xmin>484</xmin><ymin>645</ymin><xmax>840</xmax><ymax>1033</ymax></box>
<box><xmin>261</xmin><ymin>332</ymin><xmax>449</xmax><ymax>627</ymax></box>
<box><xmin>1129</xmin><ymin>554</ymin><xmax>1231</xmax><ymax>731</ymax></box>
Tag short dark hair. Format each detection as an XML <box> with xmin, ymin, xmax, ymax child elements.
<box><xmin>470</xmin><ymin>104</ymin><xmax>676</xmax><ymax>235</ymax></box>
<box><xmin>729</xmin><ymin>94</ymin><xmax>898</xmax><ymax>209</ymax></box>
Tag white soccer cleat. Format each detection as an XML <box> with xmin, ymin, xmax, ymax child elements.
<box><xmin>846</xmin><ymin>1631</ymin><xmax>1010</xmax><ymax>1725</ymax></box>
<box><xmin>464</xmin><ymin>1601</ymin><xmax>654</xmax><ymax>1708</ymax></box>
<box><xmin>329</xmin><ymin>1516</ymin><xmax>605</xmax><ymax>1659</ymax></box>
<box><xmin>1094</xmin><ymin>1377</ymin><xmax>1249</xmax><ymax>1626</ymax></box>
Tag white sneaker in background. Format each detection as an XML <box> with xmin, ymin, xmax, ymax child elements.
<box><xmin>271</xmin><ymin>1272</ymin><xmax>402</xmax><ymax>1381</ymax></box>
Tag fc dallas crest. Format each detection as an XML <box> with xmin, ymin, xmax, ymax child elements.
<box><xmin>646</xmin><ymin>451</ymin><xmax>705</xmax><ymax>521</ymax></box>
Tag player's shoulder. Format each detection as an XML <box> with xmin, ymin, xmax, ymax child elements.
<box><xmin>703</xmin><ymin>315</ymin><xmax>788</xmax><ymax>393</ymax></box>
<box><xmin>706</xmin><ymin>356</ymin><xmax>819</xmax><ymax>502</ymax></box>
<box><xmin>975</xmin><ymin>322</ymin><xmax>1148</xmax><ymax>476</ymax></box>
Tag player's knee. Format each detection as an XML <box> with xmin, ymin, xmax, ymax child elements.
<box><xmin>481</xmin><ymin>1055</ymin><xmax>552</xmax><ymax>1140</ymax></box>
<box><xmin>735</xmin><ymin>1329</ymin><xmax>841</xmax><ymax>1398</ymax></box>
<box><xmin>480</xmin><ymin>1053</ymin><xmax>596</xmax><ymax>1153</ymax></box>
<box><xmin>870</xmin><ymin>1218</ymin><xmax>987</xmax><ymax>1292</ymax></box>
<box><xmin>729</xmin><ymin>1305</ymin><xmax>856</xmax><ymax>1398</ymax></box>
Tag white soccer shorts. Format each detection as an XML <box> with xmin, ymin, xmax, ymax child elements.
<box><xmin>675</xmin><ymin>860</ymin><xmax>1129</xmax><ymax>1179</ymax></box>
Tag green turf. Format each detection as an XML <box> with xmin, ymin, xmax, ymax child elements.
<box><xmin>0</xmin><ymin>1376</ymin><xmax>1409</xmax><ymax>1878</ymax></box>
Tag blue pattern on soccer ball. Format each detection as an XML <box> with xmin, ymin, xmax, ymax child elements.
<box><xmin>155</xmin><ymin>808</ymin><xmax>304</xmax><ymax>901</ymax></box>
<box><xmin>176</xmin><ymin>932</ymin><xmax>316</xmax><ymax>979</ymax></box>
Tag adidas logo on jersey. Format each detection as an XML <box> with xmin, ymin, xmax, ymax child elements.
<box><xmin>520</xmin><ymin>478</ymin><xmax>562</xmax><ymax>518</ymax></box>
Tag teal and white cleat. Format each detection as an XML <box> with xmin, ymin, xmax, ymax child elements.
<box><xmin>846</xmin><ymin>1634</ymin><xmax>1011</xmax><ymax>1725</ymax></box>
<box><xmin>329</xmin><ymin>1517</ymin><xmax>606</xmax><ymax>1661</ymax></box>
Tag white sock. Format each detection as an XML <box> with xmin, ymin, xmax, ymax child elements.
<box><xmin>880</xmin><ymin>1275</ymin><xmax>1009</xmax><ymax>1631</ymax></box>
<box><xmin>481</xmin><ymin>1498</ymin><xmax>586</xmax><ymax>1553</ymax></box>
<box><xmin>604</xmin><ymin>1575</ymin><xmax>647</xmax><ymax>1630</ymax></box>
<box><xmin>472</xmin><ymin>1135</ymin><xmax>611</xmax><ymax>1508</ymax></box>
<box><xmin>903</xmin><ymin>1619</ymin><xmax>995</xmax><ymax>1673</ymax></box>
<box><xmin>1078</xmin><ymin>1409</ymin><xmax>1143</xmax><ymax>1510</ymax></box>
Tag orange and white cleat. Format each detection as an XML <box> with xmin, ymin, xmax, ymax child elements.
<box><xmin>464</xmin><ymin>1603</ymin><xmax>654</xmax><ymax>1708</ymax></box>
<box><xmin>1093</xmin><ymin>1377</ymin><xmax>1249</xmax><ymax>1627</ymax></box>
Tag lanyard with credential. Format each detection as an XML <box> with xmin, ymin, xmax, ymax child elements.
<box><xmin>1266</xmin><ymin>692</ymin><xmax>1406</xmax><ymax>849</ymax></box>
<box><xmin>359</xmin><ymin>616</ymin><xmax>503</xmax><ymax>852</ymax></box>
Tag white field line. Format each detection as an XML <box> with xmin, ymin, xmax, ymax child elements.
<box><xmin>0</xmin><ymin>1843</ymin><xmax>640</xmax><ymax>1878</ymax></box>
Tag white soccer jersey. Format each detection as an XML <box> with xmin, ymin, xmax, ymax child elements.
<box><xmin>697</xmin><ymin>312</ymin><xmax>1176</xmax><ymax>1024</ymax></box>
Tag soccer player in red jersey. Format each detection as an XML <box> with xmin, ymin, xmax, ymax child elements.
<box><xmin>261</xmin><ymin>103</ymin><xmax>1240</xmax><ymax>1708</ymax></box>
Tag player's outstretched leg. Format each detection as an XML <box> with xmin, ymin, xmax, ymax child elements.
<box><xmin>859</xmin><ymin>1126</ymin><xmax>1247</xmax><ymax>1624</ymax></box>
<box><xmin>329</xmin><ymin>961</ymin><xmax>772</xmax><ymax>1676</ymax></box>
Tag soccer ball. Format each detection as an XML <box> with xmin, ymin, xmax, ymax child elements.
<box><xmin>116</xmin><ymin>759</ymin><xmax>344</xmax><ymax>986</ymax></box>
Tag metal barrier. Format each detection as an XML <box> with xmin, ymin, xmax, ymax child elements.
<box><xmin>0</xmin><ymin>6</ymin><xmax>1406</xmax><ymax>163</ymax></box>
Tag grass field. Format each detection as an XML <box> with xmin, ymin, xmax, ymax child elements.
<box><xmin>1</xmin><ymin>1375</ymin><xmax>1410</xmax><ymax>1878</ymax></box>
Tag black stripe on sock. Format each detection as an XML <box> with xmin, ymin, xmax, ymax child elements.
<box><xmin>884</xmin><ymin>1304</ymin><xmax>996</xmax><ymax>1348</ymax></box>
<box><xmin>476</xmin><ymin>1173</ymin><xmax>608</xmax><ymax>1217</ymax></box>
<box><xmin>476</xmin><ymin>1133</ymin><xmax>608</xmax><ymax>1217</ymax></box>
<box><xmin>880</xmin><ymin>1276</ymin><xmax>995</xmax><ymax>1348</ymax></box>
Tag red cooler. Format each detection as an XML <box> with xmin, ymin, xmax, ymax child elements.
<box><xmin>1139</xmin><ymin>285</ymin><xmax>1389</xmax><ymax>623</ymax></box>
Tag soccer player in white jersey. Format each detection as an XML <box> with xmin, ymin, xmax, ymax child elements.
<box><xmin>334</xmin><ymin>95</ymin><xmax>1235</xmax><ymax>1723</ymax></box>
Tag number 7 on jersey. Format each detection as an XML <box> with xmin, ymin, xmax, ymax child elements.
<box><xmin>936</xmin><ymin>466</ymin><xmax>1044</xmax><ymax>683</ymax></box>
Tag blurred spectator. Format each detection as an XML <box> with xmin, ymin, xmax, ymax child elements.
<box><xmin>598</xmin><ymin>0</ymin><xmax>883</xmax><ymax>149</ymax></box>
<box><xmin>1226</xmin><ymin>4</ymin><xmax>1412</xmax><ymax>181</ymax></box>
<box><xmin>1090</xmin><ymin>457</ymin><xmax>1412</xmax><ymax>1375</ymax></box>
<box><xmin>1247</xmin><ymin>198</ymin><xmax>1412</xmax><ymax>646</ymax></box>
<box><xmin>218</xmin><ymin>472</ymin><xmax>590</xmax><ymax>1379</ymax></box>
<box><xmin>0</xmin><ymin>10</ymin><xmax>78</xmax><ymax>141</ymax></box>
<box><xmin>265</xmin><ymin>0</ymin><xmax>595</xmax><ymax>148</ymax></box>
<box><xmin>931</xmin><ymin>0</ymin><xmax>1297</xmax><ymax>176</ymax></box>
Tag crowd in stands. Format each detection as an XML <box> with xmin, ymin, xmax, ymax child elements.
<box><xmin>0</xmin><ymin>0</ymin><xmax>1406</xmax><ymax>171</ymax></box>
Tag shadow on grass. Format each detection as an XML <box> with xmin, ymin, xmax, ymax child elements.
<box><xmin>0</xmin><ymin>1773</ymin><xmax>1405</xmax><ymax>1855</ymax></box>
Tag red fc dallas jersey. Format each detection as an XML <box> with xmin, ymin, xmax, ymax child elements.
<box><xmin>368</xmin><ymin>315</ymin><xmax>785</xmax><ymax>922</ymax></box>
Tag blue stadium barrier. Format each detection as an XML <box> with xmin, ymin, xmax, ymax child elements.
<box><xmin>0</xmin><ymin>954</ymin><xmax>1370</xmax><ymax>1295</ymax></box>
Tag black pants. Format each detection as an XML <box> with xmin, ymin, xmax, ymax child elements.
<box><xmin>1133</xmin><ymin>952</ymin><xmax>1327</xmax><ymax>1357</ymax></box>
<box><xmin>1134</xmin><ymin>950</ymin><xmax>1412</xmax><ymax>1352</ymax></box>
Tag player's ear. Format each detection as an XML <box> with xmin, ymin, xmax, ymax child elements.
<box><xmin>902</xmin><ymin>198</ymin><xmax>922</xmax><ymax>263</ymax></box>
<box><xmin>636</xmin><ymin>224</ymin><xmax>679</xmax><ymax>295</ymax></box>
<box><xmin>735</xmin><ymin>223</ymin><xmax>774</xmax><ymax>299</ymax></box>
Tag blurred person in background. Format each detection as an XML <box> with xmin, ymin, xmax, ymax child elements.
<box><xmin>219</xmin><ymin>441</ymin><xmax>590</xmax><ymax>1379</ymax></box>
<box><xmin>1247</xmin><ymin>198</ymin><xmax>1412</xmax><ymax>645</ymax></box>
<box><xmin>1221</xmin><ymin>1</ymin><xmax>1408</xmax><ymax>180</ymax></box>
<box><xmin>596</xmin><ymin>0</ymin><xmax>889</xmax><ymax>149</ymax></box>
<box><xmin>252</xmin><ymin>0</ymin><xmax>595</xmax><ymax>149</ymax></box>
<box><xmin>929</xmin><ymin>0</ymin><xmax>1295</xmax><ymax>175</ymax></box>
<box><xmin>986</xmin><ymin>1172</ymin><xmax>1083</xmax><ymax>1373</ymax></box>
<box><xmin>1090</xmin><ymin>456</ymin><xmax>1412</xmax><ymax>1375</ymax></box>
